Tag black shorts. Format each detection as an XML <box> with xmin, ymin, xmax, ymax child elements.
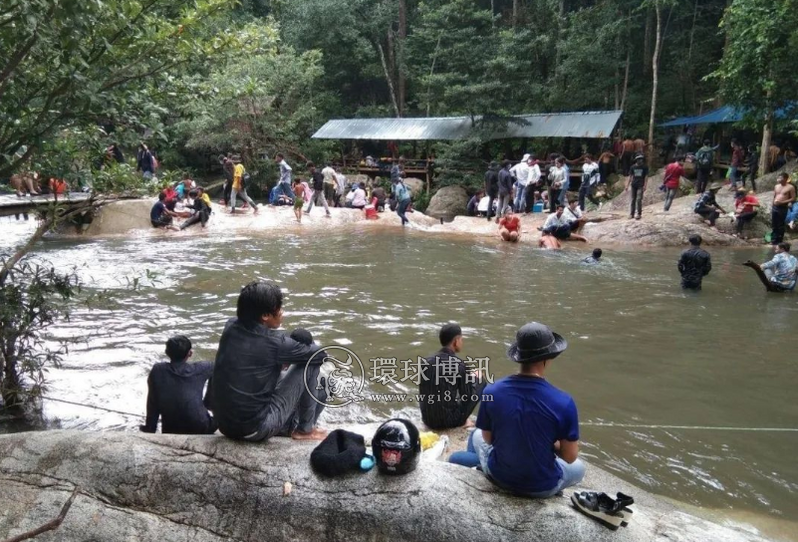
<box><xmin>151</xmin><ymin>216</ymin><xmax>173</xmax><ymax>228</ymax></box>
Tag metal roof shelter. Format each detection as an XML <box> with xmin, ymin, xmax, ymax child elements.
<box><xmin>312</xmin><ymin>111</ymin><xmax>623</xmax><ymax>141</ymax></box>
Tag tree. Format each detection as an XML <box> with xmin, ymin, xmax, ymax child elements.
<box><xmin>712</xmin><ymin>0</ymin><xmax>798</xmax><ymax>175</ymax></box>
<box><xmin>0</xmin><ymin>0</ymin><xmax>235</xmax><ymax>178</ymax></box>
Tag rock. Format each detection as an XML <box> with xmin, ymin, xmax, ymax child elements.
<box><xmin>604</xmin><ymin>167</ymin><xmax>695</xmax><ymax>215</ymax></box>
<box><xmin>81</xmin><ymin>199</ymin><xmax>153</xmax><ymax>235</ymax></box>
<box><xmin>751</xmin><ymin>160</ymin><xmax>797</xmax><ymax>193</ymax></box>
<box><xmin>426</xmin><ymin>186</ymin><xmax>468</xmax><ymax>218</ymax></box>
<box><xmin>585</xmin><ymin>190</ymin><xmax>776</xmax><ymax>246</ymax></box>
<box><xmin>0</xmin><ymin>430</ymin><xmax>769</xmax><ymax>542</ymax></box>
<box><xmin>404</xmin><ymin>177</ymin><xmax>425</xmax><ymax>197</ymax></box>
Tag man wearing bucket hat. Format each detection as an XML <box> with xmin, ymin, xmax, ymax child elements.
<box><xmin>693</xmin><ymin>182</ymin><xmax>728</xmax><ymax>228</ymax></box>
<box><xmin>468</xmin><ymin>322</ymin><xmax>585</xmax><ymax>498</ymax></box>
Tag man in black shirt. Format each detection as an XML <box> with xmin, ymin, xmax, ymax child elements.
<box><xmin>212</xmin><ymin>281</ymin><xmax>328</xmax><ymax>442</ymax></box>
<box><xmin>419</xmin><ymin>324</ymin><xmax>485</xmax><ymax>430</ymax></box>
<box><xmin>694</xmin><ymin>182</ymin><xmax>727</xmax><ymax>227</ymax></box>
<box><xmin>305</xmin><ymin>162</ymin><xmax>331</xmax><ymax>217</ymax></box>
<box><xmin>678</xmin><ymin>234</ymin><xmax>712</xmax><ymax>290</ymax></box>
<box><xmin>625</xmin><ymin>154</ymin><xmax>648</xmax><ymax>220</ymax></box>
<box><xmin>140</xmin><ymin>335</ymin><xmax>216</xmax><ymax>435</ymax></box>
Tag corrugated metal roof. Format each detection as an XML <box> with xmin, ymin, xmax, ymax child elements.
<box><xmin>660</xmin><ymin>104</ymin><xmax>796</xmax><ymax>127</ymax></box>
<box><xmin>312</xmin><ymin>111</ymin><xmax>623</xmax><ymax>141</ymax></box>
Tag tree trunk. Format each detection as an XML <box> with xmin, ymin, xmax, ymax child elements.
<box><xmin>376</xmin><ymin>42</ymin><xmax>401</xmax><ymax>118</ymax></box>
<box><xmin>647</xmin><ymin>0</ymin><xmax>663</xmax><ymax>168</ymax></box>
<box><xmin>643</xmin><ymin>7</ymin><xmax>652</xmax><ymax>74</ymax></box>
<box><xmin>620</xmin><ymin>49</ymin><xmax>630</xmax><ymax>112</ymax></box>
<box><xmin>686</xmin><ymin>0</ymin><xmax>699</xmax><ymax>110</ymax></box>
<box><xmin>397</xmin><ymin>0</ymin><xmax>407</xmax><ymax>116</ymax></box>
<box><xmin>760</xmin><ymin>113</ymin><xmax>773</xmax><ymax>176</ymax></box>
<box><xmin>513</xmin><ymin>0</ymin><xmax>520</xmax><ymax>28</ymax></box>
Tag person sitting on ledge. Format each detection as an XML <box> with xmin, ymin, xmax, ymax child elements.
<box><xmin>450</xmin><ymin>322</ymin><xmax>585</xmax><ymax>498</ymax></box>
<box><xmin>179</xmin><ymin>188</ymin><xmax>212</xmax><ymax>230</ymax></box>
<box><xmin>744</xmin><ymin>242</ymin><xmax>797</xmax><ymax>293</ymax></box>
<box><xmin>150</xmin><ymin>192</ymin><xmax>178</xmax><ymax>230</ymax></box>
<box><xmin>694</xmin><ymin>182</ymin><xmax>727</xmax><ymax>228</ymax></box>
<box><xmin>498</xmin><ymin>206</ymin><xmax>521</xmax><ymax>242</ymax></box>
<box><xmin>140</xmin><ymin>335</ymin><xmax>216</xmax><ymax>435</ymax></box>
<box><xmin>541</xmin><ymin>204</ymin><xmax>588</xmax><ymax>243</ymax></box>
<box><xmin>419</xmin><ymin>324</ymin><xmax>486</xmax><ymax>431</ymax></box>
<box><xmin>211</xmin><ymin>281</ymin><xmax>328</xmax><ymax>442</ymax></box>
<box><xmin>563</xmin><ymin>199</ymin><xmax>587</xmax><ymax>234</ymax></box>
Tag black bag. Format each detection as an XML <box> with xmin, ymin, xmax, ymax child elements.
<box><xmin>310</xmin><ymin>429</ymin><xmax>367</xmax><ymax>477</ymax></box>
<box><xmin>242</xmin><ymin>173</ymin><xmax>251</xmax><ymax>188</ymax></box>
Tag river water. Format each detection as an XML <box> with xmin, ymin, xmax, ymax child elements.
<box><xmin>2</xmin><ymin>216</ymin><xmax>797</xmax><ymax>526</ymax></box>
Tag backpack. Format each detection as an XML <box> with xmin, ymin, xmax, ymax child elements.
<box><xmin>242</xmin><ymin>173</ymin><xmax>251</xmax><ymax>188</ymax></box>
<box><xmin>696</xmin><ymin>148</ymin><xmax>712</xmax><ymax>168</ymax></box>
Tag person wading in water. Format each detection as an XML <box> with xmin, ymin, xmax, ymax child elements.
<box><xmin>678</xmin><ymin>234</ymin><xmax>711</xmax><ymax>290</ymax></box>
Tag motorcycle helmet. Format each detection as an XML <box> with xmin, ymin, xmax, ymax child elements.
<box><xmin>372</xmin><ymin>418</ymin><xmax>421</xmax><ymax>475</ymax></box>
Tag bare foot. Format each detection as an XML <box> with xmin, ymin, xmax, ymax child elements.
<box><xmin>291</xmin><ymin>428</ymin><xmax>328</xmax><ymax>441</ymax></box>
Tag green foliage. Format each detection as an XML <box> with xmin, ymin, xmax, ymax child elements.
<box><xmin>712</xmin><ymin>0</ymin><xmax>798</xmax><ymax>124</ymax></box>
<box><xmin>0</xmin><ymin>259</ymin><xmax>78</xmax><ymax>409</ymax></box>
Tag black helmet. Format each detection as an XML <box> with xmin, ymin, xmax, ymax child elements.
<box><xmin>372</xmin><ymin>419</ymin><xmax>421</xmax><ymax>475</ymax></box>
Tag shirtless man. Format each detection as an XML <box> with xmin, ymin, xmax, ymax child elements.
<box><xmin>620</xmin><ymin>137</ymin><xmax>635</xmax><ymax>176</ymax></box>
<box><xmin>633</xmin><ymin>136</ymin><xmax>646</xmax><ymax>157</ymax></box>
<box><xmin>771</xmin><ymin>173</ymin><xmax>796</xmax><ymax>245</ymax></box>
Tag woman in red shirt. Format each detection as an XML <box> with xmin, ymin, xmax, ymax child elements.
<box><xmin>733</xmin><ymin>189</ymin><xmax>760</xmax><ymax>238</ymax></box>
<box><xmin>498</xmin><ymin>206</ymin><xmax>521</xmax><ymax>242</ymax></box>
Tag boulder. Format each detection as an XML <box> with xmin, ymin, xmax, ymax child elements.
<box><xmin>404</xmin><ymin>177</ymin><xmax>425</xmax><ymax>197</ymax></box>
<box><xmin>604</xmin><ymin>167</ymin><xmax>694</xmax><ymax>215</ymax></box>
<box><xmin>81</xmin><ymin>199</ymin><xmax>153</xmax><ymax>235</ymax></box>
<box><xmin>751</xmin><ymin>160</ymin><xmax>797</xmax><ymax>193</ymax></box>
<box><xmin>0</xmin><ymin>431</ymin><xmax>768</xmax><ymax>542</ymax></box>
<box><xmin>426</xmin><ymin>186</ymin><xmax>468</xmax><ymax>218</ymax></box>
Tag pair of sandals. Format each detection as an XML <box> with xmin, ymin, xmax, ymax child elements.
<box><xmin>571</xmin><ymin>491</ymin><xmax>635</xmax><ymax>530</ymax></box>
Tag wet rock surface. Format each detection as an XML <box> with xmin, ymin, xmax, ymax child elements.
<box><xmin>0</xmin><ymin>431</ymin><xmax>771</xmax><ymax>542</ymax></box>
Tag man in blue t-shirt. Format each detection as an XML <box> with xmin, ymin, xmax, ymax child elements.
<box><xmin>472</xmin><ymin>322</ymin><xmax>585</xmax><ymax>497</ymax></box>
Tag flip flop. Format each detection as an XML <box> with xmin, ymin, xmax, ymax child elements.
<box><xmin>570</xmin><ymin>492</ymin><xmax>625</xmax><ymax>530</ymax></box>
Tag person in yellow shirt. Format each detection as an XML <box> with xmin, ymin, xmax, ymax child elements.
<box><xmin>179</xmin><ymin>187</ymin><xmax>213</xmax><ymax>230</ymax></box>
<box><xmin>230</xmin><ymin>157</ymin><xmax>258</xmax><ymax>214</ymax></box>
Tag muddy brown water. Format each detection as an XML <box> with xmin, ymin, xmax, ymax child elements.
<box><xmin>1</xmin><ymin>216</ymin><xmax>797</xmax><ymax>527</ymax></box>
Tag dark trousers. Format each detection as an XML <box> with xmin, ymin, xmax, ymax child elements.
<box><xmin>696</xmin><ymin>207</ymin><xmax>720</xmax><ymax>226</ymax></box>
<box><xmin>696</xmin><ymin>167</ymin><xmax>711</xmax><ymax>194</ymax></box>
<box><xmin>578</xmin><ymin>183</ymin><xmax>599</xmax><ymax>211</ymax></box>
<box><xmin>664</xmin><ymin>188</ymin><xmax>677</xmax><ymax>211</ymax></box>
<box><xmin>223</xmin><ymin>179</ymin><xmax>233</xmax><ymax>206</ymax></box>
<box><xmin>630</xmin><ymin>183</ymin><xmax>644</xmax><ymax>217</ymax></box>
<box><xmin>598</xmin><ymin>162</ymin><xmax>610</xmax><ymax>184</ymax></box>
<box><xmin>397</xmin><ymin>198</ymin><xmax>411</xmax><ymax>225</ymax></box>
<box><xmin>621</xmin><ymin>154</ymin><xmax>632</xmax><ymax>176</ymax></box>
<box><xmin>682</xmin><ymin>279</ymin><xmax>702</xmax><ymax>291</ymax></box>
<box><xmin>179</xmin><ymin>209</ymin><xmax>209</xmax><ymax>230</ymax></box>
<box><xmin>242</xmin><ymin>363</ymin><xmax>326</xmax><ymax>442</ymax></box>
<box><xmin>543</xmin><ymin>224</ymin><xmax>572</xmax><ymax>240</ymax></box>
<box><xmin>746</xmin><ymin>169</ymin><xmax>757</xmax><ymax>191</ymax></box>
<box><xmin>735</xmin><ymin>211</ymin><xmax>757</xmax><ymax>235</ymax></box>
<box><xmin>772</xmin><ymin>205</ymin><xmax>789</xmax><ymax>244</ymax></box>
<box><xmin>486</xmin><ymin>191</ymin><xmax>497</xmax><ymax>220</ymax></box>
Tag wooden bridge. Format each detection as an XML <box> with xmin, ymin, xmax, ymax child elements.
<box><xmin>0</xmin><ymin>192</ymin><xmax>93</xmax><ymax>219</ymax></box>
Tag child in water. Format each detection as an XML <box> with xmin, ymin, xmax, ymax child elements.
<box><xmin>292</xmin><ymin>179</ymin><xmax>306</xmax><ymax>223</ymax></box>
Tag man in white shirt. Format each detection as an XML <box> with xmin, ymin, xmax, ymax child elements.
<box><xmin>275</xmin><ymin>153</ymin><xmax>293</xmax><ymax>200</ymax></box>
<box><xmin>321</xmin><ymin>164</ymin><xmax>337</xmax><ymax>206</ymax></box>
<box><xmin>563</xmin><ymin>200</ymin><xmax>587</xmax><ymax>234</ymax></box>
<box><xmin>547</xmin><ymin>158</ymin><xmax>566</xmax><ymax>213</ymax></box>
<box><xmin>511</xmin><ymin>153</ymin><xmax>531</xmax><ymax>213</ymax></box>
<box><xmin>334</xmin><ymin>169</ymin><xmax>347</xmax><ymax>205</ymax></box>
<box><xmin>542</xmin><ymin>204</ymin><xmax>588</xmax><ymax>243</ymax></box>
<box><xmin>578</xmin><ymin>155</ymin><xmax>601</xmax><ymax>212</ymax></box>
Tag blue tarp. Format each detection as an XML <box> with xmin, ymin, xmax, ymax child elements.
<box><xmin>660</xmin><ymin>105</ymin><xmax>795</xmax><ymax>127</ymax></box>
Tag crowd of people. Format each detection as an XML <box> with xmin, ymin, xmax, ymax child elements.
<box><xmin>141</xmin><ymin>281</ymin><xmax>585</xmax><ymax>498</ymax></box>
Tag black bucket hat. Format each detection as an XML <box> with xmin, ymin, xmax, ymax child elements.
<box><xmin>507</xmin><ymin>322</ymin><xmax>568</xmax><ymax>364</ymax></box>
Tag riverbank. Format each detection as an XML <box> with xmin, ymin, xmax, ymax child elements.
<box><xmin>65</xmin><ymin>188</ymin><xmax>788</xmax><ymax>248</ymax></box>
<box><xmin>0</xmin><ymin>429</ymin><xmax>784</xmax><ymax>542</ymax></box>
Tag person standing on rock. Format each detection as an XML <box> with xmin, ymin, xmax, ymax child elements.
<box><xmin>395</xmin><ymin>178</ymin><xmax>412</xmax><ymax>226</ymax></box>
<box><xmin>496</xmin><ymin>160</ymin><xmax>514</xmax><ymax>222</ymax></box>
<box><xmin>484</xmin><ymin>161</ymin><xmax>500</xmax><ymax>222</ymax></box>
<box><xmin>625</xmin><ymin>154</ymin><xmax>648</xmax><ymax>220</ymax></box>
<box><xmin>694</xmin><ymin>140</ymin><xmax>718</xmax><ymax>195</ymax></box>
<box><xmin>578</xmin><ymin>155</ymin><xmax>601</xmax><ymax>212</ymax></box>
<box><xmin>729</xmin><ymin>140</ymin><xmax>745</xmax><ymax>191</ymax></box>
<box><xmin>451</xmin><ymin>322</ymin><xmax>585</xmax><ymax>498</ymax></box>
<box><xmin>745</xmin><ymin>144</ymin><xmax>759</xmax><ymax>191</ymax></box>
<box><xmin>304</xmin><ymin>162</ymin><xmax>331</xmax><ymax>218</ymax></box>
<box><xmin>547</xmin><ymin>158</ymin><xmax>566</xmax><ymax>214</ymax></box>
<box><xmin>511</xmin><ymin>154</ymin><xmax>531</xmax><ymax>213</ymax></box>
<box><xmin>419</xmin><ymin>324</ymin><xmax>486</xmax><ymax>431</ymax></box>
<box><xmin>620</xmin><ymin>136</ymin><xmax>635</xmax><ymax>175</ymax></box>
<box><xmin>140</xmin><ymin>335</ymin><xmax>216</xmax><ymax>435</ymax></box>
<box><xmin>212</xmin><ymin>281</ymin><xmax>328</xmax><ymax>442</ymax></box>
<box><xmin>662</xmin><ymin>157</ymin><xmax>685</xmax><ymax>212</ymax></box>
<box><xmin>321</xmin><ymin>162</ymin><xmax>337</xmax><ymax>207</ymax></box>
<box><xmin>678</xmin><ymin>235</ymin><xmax>712</xmax><ymax>290</ymax></box>
<box><xmin>230</xmin><ymin>157</ymin><xmax>258</xmax><ymax>215</ymax></box>
<box><xmin>771</xmin><ymin>173</ymin><xmax>796</xmax><ymax>245</ymax></box>
<box><xmin>694</xmin><ymin>183</ymin><xmax>727</xmax><ymax>228</ymax></box>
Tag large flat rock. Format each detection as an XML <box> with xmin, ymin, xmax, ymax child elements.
<box><xmin>0</xmin><ymin>430</ymin><xmax>771</xmax><ymax>542</ymax></box>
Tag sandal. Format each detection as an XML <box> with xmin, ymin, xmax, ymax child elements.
<box><xmin>570</xmin><ymin>491</ymin><xmax>634</xmax><ymax>530</ymax></box>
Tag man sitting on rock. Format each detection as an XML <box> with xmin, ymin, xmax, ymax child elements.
<box><xmin>150</xmin><ymin>192</ymin><xmax>178</xmax><ymax>230</ymax></box>
<box><xmin>140</xmin><ymin>335</ymin><xmax>216</xmax><ymax>435</ymax></box>
<box><xmin>451</xmin><ymin>322</ymin><xmax>585</xmax><ymax>498</ymax></box>
<box><xmin>541</xmin><ymin>204</ymin><xmax>588</xmax><ymax>243</ymax></box>
<box><xmin>694</xmin><ymin>182</ymin><xmax>727</xmax><ymax>228</ymax></box>
<box><xmin>211</xmin><ymin>281</ymin><xmax>328</xmax><ymax>442</ymax></box>
<box><xmin>419</xmin><ymin>324</ymin><xmax>486</xmax><ymax>430</ymax></box>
